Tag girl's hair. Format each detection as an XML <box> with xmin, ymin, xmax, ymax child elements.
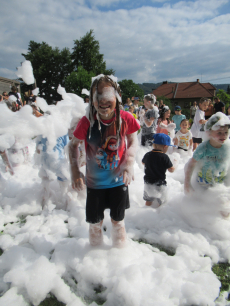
<box><xmin>89</xmin><ymin>75</ymin><xmax>121</xmax><ymax>140</ymax></box>
<box><xmin>159</xmin><ymin>106</ymin><xmax>170</xmax><ymax>123</ymax></box>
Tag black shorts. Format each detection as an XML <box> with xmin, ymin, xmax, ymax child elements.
<box><xmin>192</xmin><ymin>137</ymin><xmax>202</xmax><ymax>144</ymax></box>
<box><xmin>86</xmin><ymin>185</ymin><xmax>130</xmax><ymax>224</ymax></box>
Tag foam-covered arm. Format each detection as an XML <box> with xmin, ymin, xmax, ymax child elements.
<box><xmin>119</xmin><ymin>132</ymin><xmax>138</xmax><ymax>186</ymax></box>
<box><xmin>0</xmin><ymin>150</ymin><xmax>14</xmax><ymax>175</ymax></box>
<box><xmin>184</xmin><ymin>157</ymin><xmax>197</xmax><ymax>194</ymax></box>
<box><xmin>69</xmin><ymin>137</ymin><xmax>85</xmax><ymax>190</ymax></box>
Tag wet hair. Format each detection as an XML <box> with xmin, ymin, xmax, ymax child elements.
<box><xmin>89</xmin><ymin>75</ymin><xmax>121</xmax><ymax>140</ymax></box>
<box><xmin>144</xmin><ymin>94</ymin><xmax>156</xmax><ymax>105</ymax></box>
<box><xmin>180</xmin><ymin>119</ymin><xmax>189</xmax><ymax>125</ymax></box>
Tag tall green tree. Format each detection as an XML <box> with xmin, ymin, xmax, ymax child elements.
<box><xmin>22</xmin><ymin>41</ymin><xmax>72</xmax><ymax>103</ymax></box>
<box><xmin>118</xmin><ymin>79</ymin><xmax>144</xmax><ymax>104</ymax></box>
<box><xmin>65</xmin><ymin>66</ymin><xmax>95</xmax><ymax>96</ymax></box>
<box><xmin>217</xmin><ymin>89</ymin><xmax>230</xmax><ymax>104</ymax></box>
<box><xmin>71</xmin><ymin>30</ymin><xmax>115</xmax><ymax>75</ymax></box>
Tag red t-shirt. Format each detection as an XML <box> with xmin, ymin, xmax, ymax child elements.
<box><xmin>73</xmin><ymin>110</ymin><xmax>140</xmax><ymax>189</ymax></box>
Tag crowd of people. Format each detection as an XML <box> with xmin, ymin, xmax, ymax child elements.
<box><xmin>1</xmin><ymin>77</ymin><xmax>230</xmax><ymax>248</ymax></box>
<box><xmin>0</xmin><ymin>86</ymin><xmax>42</xmax><ymax>115</ymax></box>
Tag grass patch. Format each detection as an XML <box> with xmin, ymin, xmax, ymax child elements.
<box><xmin>212</xmin><ymin>262</ymin><xmax>230</xmax><ymax>298</ymax></box>
<box><xmin>136</xmin><ymin>239</ymin><xmax>176</xmax><ymax>256</ymax></box>
<box><xmin>38</xmin><ymin>294</ymin><xmax>65</xmax><ymax>306</ymax></box>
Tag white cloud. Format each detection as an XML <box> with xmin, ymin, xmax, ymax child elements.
<box><xmin>0</xmin><ymin>0</ymin><xmax>230</xmax><ymax>85</ymax></box>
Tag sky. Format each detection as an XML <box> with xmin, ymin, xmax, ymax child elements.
<box><xmin>1</xmin><ymin>0</ymin><xmax>230</xmax><ymax>85</ymax></box>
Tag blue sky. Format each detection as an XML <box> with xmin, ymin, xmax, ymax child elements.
<box><xmin>1</xmin><ymin>0</ymin><xmax>230</xmax><ymax>87</ymax></box>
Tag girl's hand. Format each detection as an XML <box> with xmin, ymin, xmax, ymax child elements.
<box><xmin>123</xmin><ymin>169</ymin><xmax>134</xmax><ymax>186</ymax></box>
<box><xmin>71</xmin><ymin>171</ymin><xmax>85</xmax><ymax>191</ymax></box>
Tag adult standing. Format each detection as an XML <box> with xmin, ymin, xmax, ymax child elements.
<box><xmin>158</xmin><ymin>100</ymin><xmax>165</xmax><ymax>114</ymax></box>
<box><xmin>213</xmin><ymin>97</ymin><xmax>225</xmax><ymax>113</ymax></box>
<box><xmin>205</xmin><ymin>99</ymin><xmax>214</xmax><ymax>120</ymax></box>
<box><xmin>190</xmin><ymin>101</ymin><xmax>198</xmax><ymax>119</ymax></box>
<box><xmin>9</xmin><ymin>86</ymin><xmax>23</xmax><ymax>109</ymax></box>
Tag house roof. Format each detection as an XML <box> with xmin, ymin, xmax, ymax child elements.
<box><xmin>153</xmin><ymin>81</ymin><xmax>216</xmax><ymax>100</ymax></box>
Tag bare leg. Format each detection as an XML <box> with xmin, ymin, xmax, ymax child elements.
<box><xmin>41</xmin><ymin>177</ymin><xmax>51</xmax><ymax>208</ymax></box>
<box><xmin>111</xmin><ymin>219</ymin><xmax>126</xmax><ymax>248</ymax></box>
<box><xmin>89</xmin><ymin>221</ymin><xmax>103</xmax><ymax>246</ymax></box>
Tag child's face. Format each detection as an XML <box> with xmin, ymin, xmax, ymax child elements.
<box><xmin>180</xmin><ymin>121</ymin><xmax>189</xmax><ymax>130</ymax></box>
<box><xmin>144</xmin><ymin>99</ymin><xmax>151</xmax><ymax>109</ymax></box>
<box><xmin>93</xmin><ymin>82</ymin><xmax>116</xmax><ymax>119</ymax></box>
<box><xmin>175</xmin><ymin>110</ymin><xmax>181</xmax><ymax>115</ymax></box>
<box><xmin>199</xmin><ymin>101</ymin><xmax>209</xmax><ymax>111</ymax></box>
<box><xmin>164</xmin><ymin>110</ymin><xmax>171</xmax><ymax>118</ymax></box>
<box><xmin>210</xmin><ymin>126</ymin><xmax>228</xmax><ymax>145</ymax></box>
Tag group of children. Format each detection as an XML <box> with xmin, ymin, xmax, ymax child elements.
<box><xmin>2</xmin><ymin>74</ymin><xmax>230</xmax><ymax>249</ymax></box>
<box><xmin>67</xmin><ymin>75</ymin><xmax>230</xmax><ymax>248</ymax></box>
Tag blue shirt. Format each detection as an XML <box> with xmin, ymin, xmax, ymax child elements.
<box><xmin>172</xmin><ymin>114</ymin><xmax>186</xmax><ymax>131</ymax></box>
<box><xmin>193</xmin><ymin>140</ymin><xmax>229</xmax><ymax>186</ymax></box>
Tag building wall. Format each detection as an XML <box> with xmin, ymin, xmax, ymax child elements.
<box><xmin>0</xmin><ymin>77</ymin><xmax>21</xmax><ymax>94</ymax></box>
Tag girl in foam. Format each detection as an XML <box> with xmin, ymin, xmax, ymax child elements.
<box><xmin>69</xmin><ymin>75</ymin><xmax>140</xmax><ymax>247</ymax></box>
<box><xmin>184</xmin><ymin>112</ymin><xmax>230</xmax><ymax>215</ymax></box>
<box><xmin>156</xmin><ymin>106</ymin><xmax>176</xmax><ymax>139</ymax></box>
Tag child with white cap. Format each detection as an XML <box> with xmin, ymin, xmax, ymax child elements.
<box><xmin>184</xmin><ymin>112</ymin><xmax>230</xmax><ymax>193</ymax></box>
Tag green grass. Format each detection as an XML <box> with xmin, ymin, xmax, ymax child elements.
<box><xmin>212</xmin><ymin>262</ymin><xmax>230</xmax><ymax>299</ymax></box>
<box><xmin>137</xmin><ymin>238</ymin><xmax>176</xmax><ymax>256</ymax></box>
<box><xmin>37</xmin><ymin>294</ymin><xmax>65</xmax><ymax>306</ymax></box>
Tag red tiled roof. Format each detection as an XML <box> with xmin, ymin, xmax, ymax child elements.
<box><xmin>153</xmin><ymin>82</ymin><xmax>216</xmax><ymax>99</ymax></box>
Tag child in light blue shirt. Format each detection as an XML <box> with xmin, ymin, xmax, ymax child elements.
<box><xmin>184</xmin><ymin>112</ymin><xmax>230</xmax><ymax>192</ymax></box>
<box><xmin>172</xmin><ymin>106</ymin><xmax>186</xmax><ymax>132</ymax></box>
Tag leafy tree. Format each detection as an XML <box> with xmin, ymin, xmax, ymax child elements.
<box><xmin>216</xmin><ymin>89</ymin><xmax>230</xmax><ymax>104</ymax></box>
<box><xmin>22</xmin><ymin>41</ymin><xmax>73</xmax><ymax>103</ymax></box>
<box><xmin>227</xmin><ymin>85</ymin><xmax>230</xmax><ymax>95</ymax></box>
<box><xmin>65</xmin><ymin>66</ymin><xmax>95</xmax><ymax>96</ymax></box>
<box><xmin>71</xmin><ymin>30</ymin><xmax>115</xmax><ymax>75</ymax></box>
<box><xmin>118</xmin><ymin>79</ymin><xmax>144</xmax><ymax>104</ymax></box>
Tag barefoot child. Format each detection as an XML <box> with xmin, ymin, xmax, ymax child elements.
<box><xmin>184</xmin><ymin>112</ymin><xmax>230</xmax><ymax>194</ymax></box>
<box><xmin>190</xmin><ymin>98</ymin><xmax>209</xmax><ymax>151</ymax></box>
<box><xmin>140</xmin><ymin>94</ymin><xmax>159</xmax><ymax>146</ymax></box>
<box><xmin>142</xmin><ymin>133</ymin><xmax>175</xmax><ymax>208</ymax></box>
<box><xmin>174</xmin><ymin>119</ymin><xmax>193</xmax><ymax>151</ymax></box>
<box><xmin>69</xmin><ymin>75</ymin><xmax>140</xmax><ymax>247</ymax></box>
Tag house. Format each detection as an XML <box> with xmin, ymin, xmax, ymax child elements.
<box><xmin>0</xmin><ymin>76</ymin><xmax>21</xmax><ymax>94</ymax></box>
<box><xmin>152</xmin><ymin>79</ymin><xmax>216</xmax><ymax>108</ymax></box>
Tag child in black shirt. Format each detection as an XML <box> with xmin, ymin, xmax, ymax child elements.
<box><xmin>142</xmin><ymin>133</ymin><xmax>175</xmax><ymax>208</ymax></box>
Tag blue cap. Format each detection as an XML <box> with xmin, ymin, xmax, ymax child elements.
<box><xmin>152</xmin><ymin>133</ymin><xmax>175</xmax><ymax>146</ymax></box>
<box><xmin>174</xmin><ymin>105</ymin><xmax>181</xmax><ymax>111</ymax></box>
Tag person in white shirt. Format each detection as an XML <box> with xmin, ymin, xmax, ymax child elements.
<box><xmin>190</xmin><ymin>98</ymin><xmax>209</xmax><ymax>151</ymax></box>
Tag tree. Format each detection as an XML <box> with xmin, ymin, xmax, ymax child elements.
<box><xmin>65</xmin><ymin>66</ymin><xmax>95</xmax><ymax>96</ymax></box>
<box><xmin>227</xmin><ymin>85</ymin><xmax>230</xmax><ymax>95</ymax></box>
<box><xmin>71</xmin><ymin>30</ymin><xmax>115</xmax><ymax>75</ymax></box>
<box><xmin>118</xmin><ymin>79</ymin><xmax>144</xmax><ymax>104</ymax></box>
<box><xmin>216</xmin><ymin>89</ymin><xmax>230</xmax><ymax>104</ymax></box>
<box><xmin>22</xmin><ymin>41</ymin><xmax>72</xmax><ymax>103</ymax></box>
